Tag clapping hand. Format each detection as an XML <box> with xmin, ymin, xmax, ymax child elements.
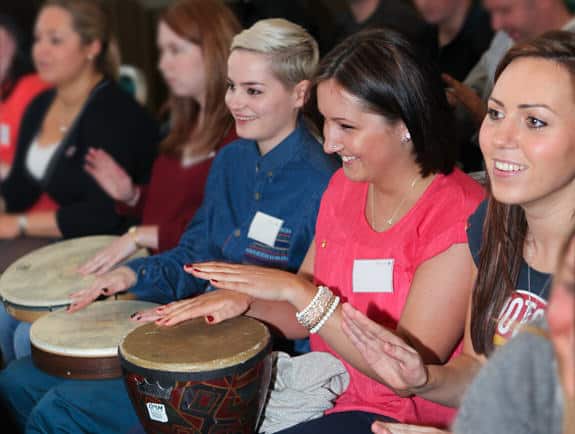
<box><xmin>84</xmin><ymin>148</ymin><xmax>138</xmax><ymax>204</ymax></box>
<box><xmin>341</xmin><ymin>303</ymin><xmax>428</xmax><ymax>394</ymax></box>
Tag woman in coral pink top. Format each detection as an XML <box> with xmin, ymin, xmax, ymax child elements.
<box><xmin>138</xmin><ymin>29</ymin><xmax>484</xmax><ymax>433</ymax></box>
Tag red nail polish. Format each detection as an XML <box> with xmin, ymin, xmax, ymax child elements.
<box><xmin>211</xmin><ymin>279</ymin><xmax>218</xmax><ymax>283</ymax></box>
<box><xmin>206</xmin><ymin>315</ymin><xmax>214</xmax><ymax>323</ymax></box>
<box><xmin>184</xmin><ymin>263</ymin><xmax>194</xmax><ymax>269</ymax></box>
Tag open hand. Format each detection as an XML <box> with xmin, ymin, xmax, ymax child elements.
<box><xmin>341</xmin><ymin>303</ymin><xmax>428</xmax><ymax>393</ymax></box>
<box><xmin>186</xmin><ymin>262</ymin><xmax>311</xmax><ymax>305</ymax></box>
<box><xmin>68</xmin><ymin>266</ymin><xmax>136</xmax><ymax>312</ymax></box>
<box><xmin>132</xmin><ymin>289</ymin><xmax>253</xmax><ymax>326</ymax></box>
<box><xmin>78</xmin><ymin>232</ymin><xmax>138</xmax><ymax>275</ymax></box>
<box><xmin>84</xmin><ymin>148</ymin><xmax>136</xmax><ymax>203</ymax></box>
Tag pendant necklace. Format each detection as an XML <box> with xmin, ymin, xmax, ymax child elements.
<box><xmin>526</xmin><ymin>264</ymin><xmax>552</xmax><ymax>302</ymax></box>
<box><xmin>370</xmin><ymin>175</ymin><xmax>420</xmax><ymax>231</ymax></box>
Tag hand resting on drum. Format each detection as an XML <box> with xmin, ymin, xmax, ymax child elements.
<box><xmin>68</xmin><ymin>266</ymin><xmax>136</xmax><ymax>312</ymax></box>
<box><xmin>78</xmin><ymin>233</ymin><xmax>139</xmax><ymax>275</ymax></box>
<box><xmin>84</xmin><ymin>148</ymin><xmax>140</xmax><ymax>205</ymax></box>
<box><xmin>131</xmin><ymin>289</ymin><xmax>253</xmax><ymax>326</ymax></box>
<box><xmin>186</xmin><ymin>261</ymin><xmax>313</xmax><ymax>305</ymax></box>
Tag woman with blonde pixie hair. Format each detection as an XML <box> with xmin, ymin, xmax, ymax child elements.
<box><xmin>0</xmin><ymin>18</ymin><xmax>337</xmax><ymax>433</ymax></box>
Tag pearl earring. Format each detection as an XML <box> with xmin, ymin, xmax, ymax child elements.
<box><xmin>401</xmin><ymin>132</ymin><xmax>411</xmax><ymax>144</ymax></box>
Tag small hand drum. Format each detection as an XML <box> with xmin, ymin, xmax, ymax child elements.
<box><xmin>119</xmin><ymin>316</ymin><xmax>273</xmax><ymax>434</ymax></box>
<box><xmin>0</xmin><ymin>235</ymin><xmax>148</xmax><ymax>322</ymax></box>
<box><xmin>30</xmin><ymin>300</ymin><xmax>157</xmax><ymax>379</ymax></box>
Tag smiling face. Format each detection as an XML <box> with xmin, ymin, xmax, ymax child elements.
<box><xmin>32</xmin><ymin>6</ymin><xmax>99</xmax><ymax>86</ymax></box>
<box><xmin>317</xmin><ymin>78</ymin><xmax>412</xmax><ymax>184</ymax></box>
<box><xmin>225</xmin><ymin>49</ymin><xmax>306</xmax><ymax>154</ymax></box>
<box><xmin>157</xmin><ymin>21</ymin><xmax>206</xmax><ymax>102</ymax></box>
<box><xmin>479</xmin><ymin>57</ymin><xmax>575</xmax><ymax>209</ymax></box>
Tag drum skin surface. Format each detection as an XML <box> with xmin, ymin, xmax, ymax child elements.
<box><xmin>30</xmin><ymin>300</ymin><xmax>157</xmax><ymax>379</ymax></box>
<box><xmin>119</xmin><ymin>316</ymin><xmax>273</xmax><ymax>434</ymax></box>
<box><xmin>0</xmin><ymin>235</ymin><xmax>147</xmax><ymax>321</ymax></box>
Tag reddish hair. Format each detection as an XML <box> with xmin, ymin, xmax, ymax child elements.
<box><xmin>159</xmin><ymin>0</ymin><xmax>240</xmax><ymax>157</ymax></box>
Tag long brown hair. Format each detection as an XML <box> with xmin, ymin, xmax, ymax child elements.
<box><xmin>471</xmin><ymin>31</ymin><xmax>575</xmax><ymax>355</ymax></box>
<box><xmin>159</xmin><ymin>0</ymin><xmax>240</xmax><ymax>158</ymax></box>
<box><xmin>42</xmin><ymin>0</ymin><xmax>120</xmax><ymax>80</ymax></box>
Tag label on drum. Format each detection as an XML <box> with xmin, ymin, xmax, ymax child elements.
<box><xmin>146</xmin><ymin>402</ymin><xmax>168</xmax><ymax>423</ymax></box>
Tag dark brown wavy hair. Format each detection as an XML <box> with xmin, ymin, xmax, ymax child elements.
<box><xmin>159</xmin><ymin>0</ymin><xmax>240</xmax><ymax>157</ymax></box>
<box><xmin>471</xmin><ymin>30</ymin><xmax>575</xmax><ymax>355</ymax></box>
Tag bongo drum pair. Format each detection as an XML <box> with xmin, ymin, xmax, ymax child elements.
<box><xmin>0</xmin><ymin>236</ymin><xmax>150</xmax><ymax>377</ymax></box>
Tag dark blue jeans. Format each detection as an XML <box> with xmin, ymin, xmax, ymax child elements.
<box><xmin>274</xmin><ymin>411</ymin><xmax>397</xmax><ymax>434</ymax></box>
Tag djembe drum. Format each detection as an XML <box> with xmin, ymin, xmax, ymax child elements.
<box><xmin>0</xmin><ymin>235</ymin><xmax>148</xmax><ymax>322</ymax></box>
<box><xmin>30</xmin><ymin>300</ymin><xmax>157</xmax><ymax>379</ymax></box>
<box><xmin>119</xmin><ymin>316</ymin><xmax>273</xmax><ymax>434</ymax></box>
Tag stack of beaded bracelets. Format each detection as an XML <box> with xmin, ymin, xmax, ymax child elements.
<box><xmin>295</xmin><ymin>285</ymin><xmax>340</xmax><ymax>334</ymax></box>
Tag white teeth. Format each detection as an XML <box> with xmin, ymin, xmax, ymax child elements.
<box><xmin>341</xmin><ymin>155</ymin><xmax>357</xmax><ymax>163</ymax></box>
<box><xmin>235</xmin><ymin>115</ymin><xmax>256</xmax><ymax>121</ymax></box>
<box><xmin>494</xmin><ymin>161</ymin><xmax>524</xmax><ymax>172</ymax></box>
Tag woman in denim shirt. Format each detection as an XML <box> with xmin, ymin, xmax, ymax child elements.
<box><xmin>0</xmin><ymin>18</ymin><xmax>337</xmax><ymax>434</ymax></box>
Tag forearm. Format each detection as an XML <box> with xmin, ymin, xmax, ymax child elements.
<box><xmin>23</xmin><ymin>211</ymin><xmax>62</xmax><ymax>238</ymax></box>
<box><xmin>246</xmin><ymin>299</ymin><xmax>309</xmax><ymax>340</ymax></box>
<box><xmin>133</xmin><ymin>225</ymin><xmax>159</xmax><ymax>250</ymax></box>
<box><xmin>281</xmin><ymin>282</ymin><xmax>384</xmax><ymax>381</ymax></box>
<box><xmin>412</xmin><ymin>353</ymin><xmax>483</xmax><ymax>407</ymax></box>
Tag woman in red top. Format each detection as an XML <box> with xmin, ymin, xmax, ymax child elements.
<box><xmin>79</xmin><ymin>0</ymin><xmax>240</xmax><ymax>274</ymax></box>
<box><xmin>136</xmin><ymin>29</ymin><xmax>485</xmax><ymax>432</ymax></box>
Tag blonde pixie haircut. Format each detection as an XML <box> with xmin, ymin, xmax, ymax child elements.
<box><xmin>231</xmin><ymin>18</ymin><xmax>319</xmax><ymax>88</ymax></box>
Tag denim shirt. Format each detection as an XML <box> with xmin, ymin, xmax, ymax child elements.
<box><xmin>127</xmin><ymin>121</ymin><xmax>338</xmax><ymax>304</ymax></box>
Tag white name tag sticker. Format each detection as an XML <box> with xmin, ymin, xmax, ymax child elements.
<box><xmin>353</xmin><ymin>259</ymin><xmax>394</xmax><ymax>293</ymax></box>
<box><xmin>247</xmin><ymin>211</ymin><xmax>284</xmax><ymax>247</ymax></box>
<box><xmin>0</xmin><ymin>124</ymin><xmax>9</xmax><ymax>146</ymax></box>
<box><xmin>146</xmin><ymin>402</ymin><xmax>168</xmax><ymax>423</ymax></box>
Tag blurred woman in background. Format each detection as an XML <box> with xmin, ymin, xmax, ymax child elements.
<box><xmin>79</xmin><ymin>0</ymin><xmax>241</xmax><ymax>275</ymax></box>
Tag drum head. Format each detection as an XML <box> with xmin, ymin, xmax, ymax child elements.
<box><xmin>0</xmin><ymin>235</ymin><xmax>148</xmax><ymax>308</ymax></box>
<box><xmin>120</xmin><ymin>316</ymin><xmax>271</xmax><ymax>372</ymax></box>
<box><xmin>30</xmin><ymin>300</ymin><xmax>157</xmax><ymax>357</ymax></box>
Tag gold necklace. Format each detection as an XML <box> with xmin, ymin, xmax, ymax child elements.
<box><xmin>370</xmin><ymin>175</ymin><xmax>420</xmax><ymax>230</ymax></box>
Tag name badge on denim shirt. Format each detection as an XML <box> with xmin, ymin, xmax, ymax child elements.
<box><xmin>353</xmin><ymin>259</ymin><xmax>394</xmax><ymax>293</ymax></box>
<box><xmin>0</xmin><ymin>124</ymin><xmax>9</xmax><ymax>146</ymax></box>
<box><xmin>248</xmin><ymin>211</ymin><xmax>284</xmax><ymax>247</ymax></box>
